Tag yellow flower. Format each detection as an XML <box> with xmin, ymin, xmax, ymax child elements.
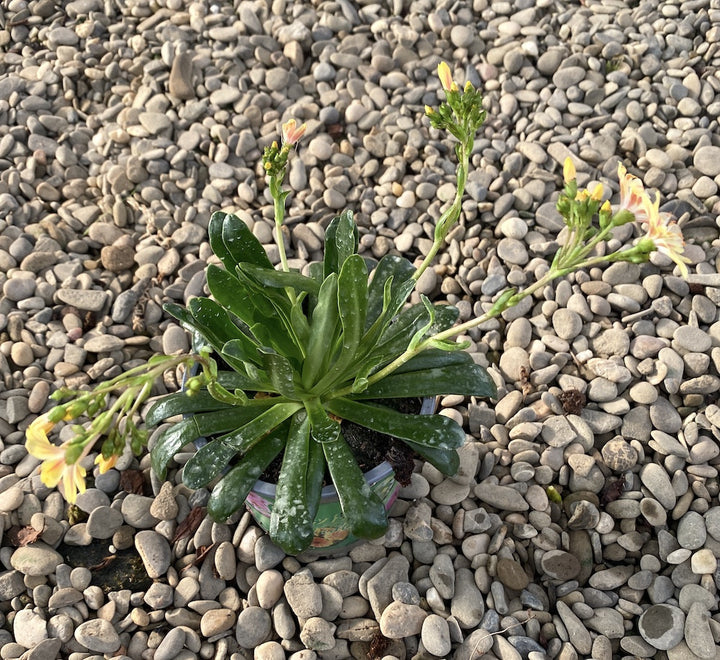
<box><xmin>617</xmin><ymin>163</ymin><xmax>648</xmax><ymax>222</ymax></box>
<box><xmin>437</xmin><ymin>62</ymin><xmax>458</xmax><ymax>92</ymax></box>
<box><xmin>590</xmin><ymin>182</ymin><xmax>604</xmax><ymax>202</ymax></box>
<box><xmin>563</xmin><ymin>157</ymin><xmax>576</xmax><ymax>184</ymax></box>
<box><xmin>95</xmin><ymin>453</ymin><xmax>119</xmax><ymax>474</ymax></box>
<box><xmin>642</xmin><ymin>192</ymin><xmax>691</xmax><ymax>278</ymax></box>
<box><xmin>281</xmin><ymin>119</ymin><xmax>307</xmax><ymax>145</ymax></box>
<box><xmin>26</xmin><ymin>415</ymin><xmax>87</xmax><ymax>503</ymax></box>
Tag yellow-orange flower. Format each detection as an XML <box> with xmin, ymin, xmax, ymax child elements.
<box><xmin>437</xmin><ymin>62</ymin><xmax>458</xmax><ymax>92</ymax></box>
<box><xmin>617</xmin><ymin>163</ymin><xmax>648</xmax><ymax>222</ymax></box>
<box><xmin>642</xmin><ymin>192</ymin><xmax>691</xmax><ymax>278</ymax></box>
<box><xmin>95</xmin><ymin>453</ymin><xmax>119</xmax><ymax>474</ymax></box>
<box><xmin>26</xmin><ymin>415</ymin><xmax>87</xmax><ymax>503</ymax></box>
<box><xmin>281</xmin><ymin>119</ymin><xmax>306</xmax><ymax>145</ymax></box>
<box><xmin>563</xmin><ymin>157</ymin><xmax>576</xmax><ymax>184</ymax></box>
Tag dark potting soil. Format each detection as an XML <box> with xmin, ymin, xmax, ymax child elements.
<box><xmin>260</xmin><ymin>398</ymin><xmax>422</xmax><ymax>487</ymax></box>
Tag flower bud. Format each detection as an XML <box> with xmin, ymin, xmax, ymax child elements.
<box><xmin>590</xmin><ymin>183</ymin><xmax>604</xmax><ymax>201</ymax></box>
<box><xmin>563</xmin><ymin>157</ymin><xmax>576</xmax><ymax>184</ymax></box>
<box><xmin>437</xmin><ymin>61</ymin><xmax>457</xmax><ymax>92</ymax></box>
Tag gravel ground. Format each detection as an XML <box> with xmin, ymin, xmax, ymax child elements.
<box><xmin>2</xmin><ymin>0</ymin><xmax>720</xmax><ymax>658</ymax></box>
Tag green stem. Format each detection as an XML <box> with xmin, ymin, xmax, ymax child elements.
<box><xmin>413</xmin><ymin>140</ymin><xmax>470</xmax><ymax>282</ymax></box>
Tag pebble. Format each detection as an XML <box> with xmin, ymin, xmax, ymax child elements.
<box><xmin>235</xmin><ymin>606</ymin><xmax>272</xmax><ymax>648</ymax></box>
<box><xmin>74</xmin><ymin>619</ymin><xmax>121</xmax><ymax>654</ymax></box>
<box><xmin>638</xmin><ymin>604</ymin><xmax>685</xmax><ymax>650</ymax></box>
<box><xmin>10</xmin><ymin>544</ymin><xmax>63</xmax><ymax>576</ymax></box>
<box><xmin>134</xmin><ymin>530</ymin><xmax>171</xmax><ymax>578</ymax></box>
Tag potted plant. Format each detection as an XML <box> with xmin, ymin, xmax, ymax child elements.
<box><xmin>26</xmin><ymin>63</ymin><xmax>690</xmax><ymax>554</ymax></box>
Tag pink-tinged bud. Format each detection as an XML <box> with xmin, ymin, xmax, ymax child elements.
<box><xmin>563</xmin><ymin>157</ymin><xmax>576</xmax><ymax>184</ymax></box>
<box><xmin>281</xmin><ymin>119</ymin><xmax>307</xmax><ymax>145</ymax></box>
<box><xmin>437</xmin><ymin>62</ymin><xmax>457</xmax><ymax>92</ymax></box>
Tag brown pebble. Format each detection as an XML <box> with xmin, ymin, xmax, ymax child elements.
<box><xmin>101</xmin><ymin>245</ymin><xmax>135</xmax><ymax>272</ymax></box>
<box><xmin>496</xmin><ymin>557</ymin><xmax>530</xmax><ymax>590</ymax></box>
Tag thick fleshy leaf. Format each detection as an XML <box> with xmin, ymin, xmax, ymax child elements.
<box><xmin>207</xmin><ymin>427</ymin><xmax>287</xmax><ymax>520</ymax></box>
<box><xmin>355</xmin><ymin>363</ymin><xmax>496</xmax><ymax>399</ymax></box>
<box><xmin>301</xmin><ymin>274</ymin><xmax>339</xmax><ymax>389</ymax></box>
<box><xmin>305</xmin><ymin>397</ymin><xmax>341</xmax><ymax>443</ymax></box>
<box><xmin>323</xmin><ymin>436</ymin><xmax>388</xmax><ymax>540</ymax></box>
<box><xmin>261</xmin><ymin>349</ymin><xmax>299</xmax><ymax>398</ymax></box>
<box><xmin>311</xmin><ymin>255</ymin><xmax>369</xmax><ymax>394</ymax></box>
<box><xmin>400</xmin><ymin>437</ymin><xmax>459</xmax><ymax>476</ymax></box>
<box><xmin>305</xmin><ymin>436</ymin><xmax>325</xmax><ymax>522</ymax></box>
<box><xmin>150</xmin><ymin>406</ymin><xmax>265</xmax><ymax>479</ymax></box>
<box><xmin>270</xmin><ymin>412</ymin><xmax>316</xmax><ymax>554</ymax></box>
<box><xmin>182</xmin><ymin>402</ymin><xmax>302</xmax><ymax>487</ymax></box>
<box><xmin>327</xmin><ymin>398</ymin><xmax>465</xmax><ymax>451</ymax></box>
<box><xmin>189</xmin><ymin>298</ymin><xmax>248</xmax><ymax>349</ymax></box>
<box><xmin>146</xmin><ymin>391</ymin><xmax>230</xmax><ymax>428</ymax></box>
<box><xmin>219</xmin><ymin>335</ymin><xmax>263</xmax><ymax>370</ymax></box>
<box><xmin>240</xmin><ymin>262</ymin><xmax>320</xmax><ymax>297</ymax></box>
<box><xmin>365</xmin><ymin>255</ymin><xmax>415</xmax><ymax>329</ymax></box>
<box><xmin>392</xmin><ymin>348</ymin><xmax>473</xmax><ymax>373</ymax></box>
<box><xmin>324</xmin><ymin>210</ymin><xmax>358</xmax><ymax>278</ymax></box>
<box><xmin>207</xmin><ymin>265</ymin><xmax>263</xmax><ymax>327</ymax></box>
<box><xmin>220</xmin><ymin>212</ymin><xmax>273</xmax><ymax>270</ymax></box>
<box><xmin>183</xmin><ymin>438</ymin><xmax>239</xmax><ymax>489</ymax></box>
<box><xmin>208</xmin><ymin>212</ymin><xmax>240</xmax><ymax>273</ymax></box>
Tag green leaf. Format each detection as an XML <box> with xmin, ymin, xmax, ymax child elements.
<box><xmin>207</xmin><ymin>426</ymin><xmax>287</xmax><ymax>521</ymax></box>
<box><xmin>240</xmin><ymin>262</ymin><xmax>321</xmax><ymax>297</ymax></box>
<box><xmin>306</xmin><ymin>436</ymin><xmax>325</xmax><ymax>522</ymax></box>
<box><xmin>290</xmin><ymin>299</ymin><xmax>311</xmax><ymax>347</ymax></box>
<box><xmin>327</xmin><ymin>398</ymin><xmax>465</xmax><ymax>451</ymax></box>
<box><xmin>150</xmin><ymin>407</ymin><xmax>259</xmax><ymax>480</ymax></box>
<box><xmin>220</xmin><ymin>212</ymin><xmax>273</xmax><ymax>270</ymax></box>
<box><xmin>365</xmin><ymin>255</ymin><xmax>415</xmax><ymax>329</ymax></box>
<box><xmin>270</xmin><ymin>412</ymin><xmax>316</xmax><ymax>554</ymax></box>
<box><xmin>221</xmin><ymin>341</ymin><xmax>273</xmax><ymax>390</ymax></box>
<box><xmin>311</xmin><ymin>255</ymin><xmax>369</xmax><ymax>394</ymax></box>
<box><xmin>260</xmin><ymin>349</ymin><xmax>300</xmax><ymax>398</ymax></box>
<box><xmin>206</xmin><ymin>264</ymin><xmax>260</xmax><ymax>327</ymax></box>
<box><xmin>208</xmin><ymin>212</ymin><xmax>239</xmax><ymax>273</ymax></box>
<box><xmin>301</xmin><ymin>274</ymin><xmax>339</xmax><ymax>389</ymax></box>
<box><xmin>354</xmin><ymin>362</ymin><xmax>497</xmax><ymax>399</ymax></box>
<box><xmin>323</xmin><ymin>436</ymin><xmax>388</xmax><ymax>540</ymax></box>
<box><xmin>146</xmin><ymin>391</ymin><xmax>230</xmax><ymax>428</ymax></box>
<box><xmin>393</xmin><ymin>348</ymin><xmax>473</xmax><ymax>373</ymax></box>
<box><xmin>220</xmin><ymin>335</ymin><xmax>263</xmax><ymax>370</ymax></box>
<box><xmin>400</xmin><ymin>437</ymin><xmax>459</xmax><ymax>476</ymax></box>
<box><xmin>183</xmin><ymin>402</ymin><xmax>302</xmax><ymax>488</ymax></box>
<box><xmin>188</xmin><ymin>297</ymin><xmax>248</xmax><ymax>351</ymax></box>
<box><xmin>305</xmin><ymin>397</ymin><xmax>341</xmax><ymax>443</ymax></box>
<box><xmin>324</xmin><ymin>210</ymin><xmax>358</xmax><ymax>278</ymax></box>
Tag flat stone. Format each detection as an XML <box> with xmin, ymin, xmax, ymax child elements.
<box><xmin>496</xmin><ymin>558</ymin><xmax>529</xmax><ymax>590</ymax></box>
<box><xmin>638</xmin><ymin>604</ymin><xmax>685</xmax><ymax>650</ymax></box>
<box><xmin>10</xmin><ymin>544</ymin><xmax>63</xmax><ymax>576</ymax></box>
<box><xmin>474</xmin><ymin>483</ymin><xmax>528</xmax><ymax>512</ymax></box>
<box><xmin>379</xmin><ymin>601</ymin><xmax>427</xmax><ymax>638</ymax></box>
<box><xmin>134</xmin><ymin>530</ymin><xmax>171</xmax><ymax>579</ymax></box>
<box><xmin>56</xmin><ymin>288</ymin><xmax>108</xmax><ymax>312</ymax></box>
<box><xmin>684</xmin><ymin>602</ymin><xmax>716</xmax><ymax>658</ymax></box>
<box><xmin>235</xmin><ymin>606</ymin><xmax>271</xmax><ymax>648</ymax></box>
<box><xmin>422</xmin><ymin>614</ymin><xmax>451</xmax><ymax>656</ymax></box>
<box><xmin>74</xmin><ymin>618</ymin><xmax>121</xmax><ymax>654</ymax></box>
<box><xmin>640</xmin><ymin>463</ymin><xmax>676</xmax><ymax>509</ymax></box>
<box><xmin>540</xmin><ymin>549</ymin><xmax>581</xmax><ymax>581</ymax></box>
<box><xmin>201</xmin><ymin>608</ymin><xmax>236</xmax><ymax>637</ymax></box>
<box><xmin>13</xmin><ymin>609</ymin><xmax>48</xmax><ymax>649</ymax></box>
